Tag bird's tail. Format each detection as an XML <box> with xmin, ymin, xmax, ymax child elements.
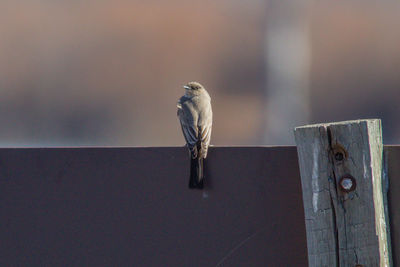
<box><xmin>189</xmin><ymin>157</ymin><xmax>204</xmax><ymax>189</ymax></box>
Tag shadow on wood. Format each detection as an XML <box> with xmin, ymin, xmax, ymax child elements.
<box><xmin>0</xmin><ymin>147</ymin><xmax>307</xmax><ymax>266</ymax></box>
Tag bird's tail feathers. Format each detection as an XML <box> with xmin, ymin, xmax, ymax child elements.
<box><xmin>189</xmin><ymin>157</ymin><xmax>204</xmax><ymax>189</ymax></box>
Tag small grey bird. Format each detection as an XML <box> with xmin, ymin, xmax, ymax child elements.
<box><xmin>177</xmin><ymin>82</ymin><xmax>213</xmax><ymax>189</ymax></box>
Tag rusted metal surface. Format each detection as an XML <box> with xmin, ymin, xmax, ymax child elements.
<box><xmin>0</xmin><ymin>147</ymin><xmax>307</xmax><ymax>266</ymax></box>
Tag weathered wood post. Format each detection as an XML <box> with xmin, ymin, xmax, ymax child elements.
<box><xmin>294</xmin><ymin>119</ymin><xmax>392</xmax><ymax>266</ymax></box>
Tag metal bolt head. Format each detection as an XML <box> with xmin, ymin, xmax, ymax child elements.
<box><xmin>341</xmin><ymin>178</ymin><xmax>353</xmax><ymax>190</ymax></box>
<box><xmin>339</xmin><ymin>175</ymin><xmax>356</xmax><ymax>192</ymax></box>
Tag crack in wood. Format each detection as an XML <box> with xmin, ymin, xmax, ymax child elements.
<box><xmin>328</xmin><ymin>126</ymin><xmax>341</xmax><ymax>267</ymax></box>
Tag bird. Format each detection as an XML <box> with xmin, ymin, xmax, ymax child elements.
<box><xmin>177</xmin><ymin>82</ymin><xmax>213</xmax><ymax>189</ymax></box>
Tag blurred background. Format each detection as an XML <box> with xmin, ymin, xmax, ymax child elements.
<box><xmin>1</xmin><ymin>0</ymin><xmax>399</xmax><ymax>147</ymax></box>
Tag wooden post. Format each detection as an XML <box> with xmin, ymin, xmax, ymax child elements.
<box><xmin>294</xmin><ymin>119</ymin><xmax>391</xmax><ymax>267</ymax></box>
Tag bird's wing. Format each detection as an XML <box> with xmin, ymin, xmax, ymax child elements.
<box><xmin>197</xmin><ymin>98</ymin><xmax>212</xmax><ymax>157</ymax></box>
<box><xmin>198</xmin><ymin>122</ymin><xmax>212</xmax><ymax>158</ymax></box>
<box><xmin>199</xmin><ymin>122</ymin><xmax>212</xmax><ymax>148</ymax></box>
<box><xmin>177</xmin><ymin>100</ymin><xmax>198</xmax><ymax>148</ymax></box>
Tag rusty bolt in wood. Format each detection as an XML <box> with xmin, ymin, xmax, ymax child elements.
<box><xmin>335</xmin><ymin>151</ymin><xmax>344</xmax><ymax>161</ymax></box>
<box><xmin>332</xmin><ymin>144</ymin><xmax>348</xmax><ymax>162</ymax></box>
<box><xmin>339</xmin><ymin>175</ymin><xmax>356</xmax><ymax>192</ymax></box>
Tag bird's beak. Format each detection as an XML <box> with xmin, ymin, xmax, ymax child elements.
<box><xmin>183</xmin><ymin>85</ymin><xmax>190</xmax><ymax>90</ymax></box>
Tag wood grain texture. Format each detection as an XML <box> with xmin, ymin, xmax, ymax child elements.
<box><xmin>294</xmin><ymin>119</ymin><xmax>391</xmax><ymax>267</ymax></box>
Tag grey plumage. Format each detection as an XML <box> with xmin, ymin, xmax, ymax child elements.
<box><xmin>177</xmin><ymin>82</ymin><xmax>212</xmax><ymax>189</ymax></box>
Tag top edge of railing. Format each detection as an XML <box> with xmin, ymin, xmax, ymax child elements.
<box><xmin>0</xmin><ymin>144</ymin><xmax>399</xmax><ymax>149</ymax></box>
<box><xmin>0</xmin><ymin>145</ymin><xmax>298</xmax><ymax>149</ymax></box>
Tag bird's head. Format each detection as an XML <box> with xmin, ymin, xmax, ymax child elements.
<box><xmin>183</xmin><ymin>81</ymin><xmax>204</xmax><ymax>91</ymax></box>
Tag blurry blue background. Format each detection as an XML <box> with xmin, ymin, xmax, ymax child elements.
<box><xmin>1</xmin><ymin>0</ymin><xmax>399</xmax><ymax>146</ymax></box>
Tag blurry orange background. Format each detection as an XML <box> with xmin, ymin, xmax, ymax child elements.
<box><xmin>1</xmin><ymin>0</ymin><xmax>400</xmax><ymax>146</ymax></box>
